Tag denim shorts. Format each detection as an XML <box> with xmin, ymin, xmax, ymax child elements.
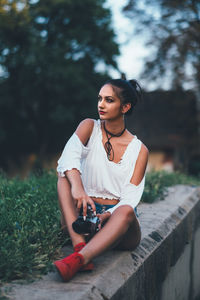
<box><xmin>94</xmin><ymin>202</ymin><xmax>138</xmax><ymax>217</ymax></box>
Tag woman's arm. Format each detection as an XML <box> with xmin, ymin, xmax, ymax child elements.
<box><xmin>59</xmin><ymin>118</ymin><xmax>96</xmax><ymax>216</ymax></box>
<box><xmin>66</xmin><ymin>168</ymin><xmax>96</xmax><ymax>216</ymax></box>
<box><xmin>57</xmin><ymin>118</ymin><xmax>94</xmax><ymax>177</ymax></box>
<box><xmin>129</xmin><ymin>144</ymin><xmax>149</xmax><ymax>185</ymax></box>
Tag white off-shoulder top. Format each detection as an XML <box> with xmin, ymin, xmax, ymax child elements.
<box><xmin>57</xmin><ymin>119</ymin><xmax>145</xmax><ymax>214</ymax></box>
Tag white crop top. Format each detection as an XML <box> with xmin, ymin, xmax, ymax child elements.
<box><xmin>57</xmin><ymin>119</ymin><xmax>145</xmax><ymax>214</ymax></box>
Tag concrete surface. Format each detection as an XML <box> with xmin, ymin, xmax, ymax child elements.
<box><xmin>1</xmin><ymin>185</ymin><xmax>200</xmax><ymax>300</ymax></box>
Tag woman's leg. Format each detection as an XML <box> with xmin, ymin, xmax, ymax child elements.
<box><xmin>57</xmin><ymin>176</ymin><xmax>85</xmax><ymax>247</ymax></box>
<box><xmin>79</xmin><ymin>205</ymin><xmax>141</xmax><ymax>264</ymax></box>
<box><xmin>114</xmin><ymin>215</ymin><xmax>141</xmax><ymax>250</ymax></box>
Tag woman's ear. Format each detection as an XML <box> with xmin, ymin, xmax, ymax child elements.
<box><xmin>121</xmin><ymin>103</ymin><xmax>131</xmax><ymax>114</ymax></box>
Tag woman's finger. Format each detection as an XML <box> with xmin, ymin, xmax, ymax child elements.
<box><xmin>82</xmin><ymin>200</ymin><xmax>87</xmax><ymax>220</ymax></box>
<box><xmin>74</xmin><ymin>198</ymin><xmax>78</xmax><ymax>208</ymax></box>
<box><xmin>97</xmin><ymin>215</ymin><xmax>102</xmax><ymax>230</ymax></box>
<box><xmin>88</xmin><ymin>198</ymin><xmax>96</xmax><ymax>215</ymax></box>
<box><xmin>76</xmin><ymin>199</ymin><xmax>82</xmax><ymax>212</ymax></box>
<box><xmin>98</xmin><ymin>213</ymin><xmax>110</xmax><ymax>228</ymax></box>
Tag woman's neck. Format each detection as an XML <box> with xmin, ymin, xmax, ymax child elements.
<box><xmin>103</xmin><ymin>117</ymin><xmax>125</xmax><ymax>135</ymax></box>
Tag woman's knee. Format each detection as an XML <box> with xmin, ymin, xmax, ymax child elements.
<box><xmin>112</xmin><ymin>205</ymin><xmax>136</xmax><ymax>224</ymax></box>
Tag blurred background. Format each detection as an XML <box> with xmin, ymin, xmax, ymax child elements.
<box><xmin>0</xmin><ymin>0</ymin><xmax>200</xmax><ymax>178</ymax></box>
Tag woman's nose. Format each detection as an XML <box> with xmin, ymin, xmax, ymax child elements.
<box><xmin>98</xmin><ymin>99</ymin><xmax>105</xmax><ymax>108</ymax></box>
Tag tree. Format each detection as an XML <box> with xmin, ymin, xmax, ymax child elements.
<box><xmin>123</xmin><ymin>0</ymin><xmax>200</xmax><ymax>90</ymax></box>
<box><xmin>0</xmin><ymin>0</ymin><xmax>119</xmax><ymax>170</ymax></box>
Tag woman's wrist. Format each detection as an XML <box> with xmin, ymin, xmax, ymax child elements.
<box><xmin>102</xmin><ymin>211</ymin><xmax>111</xmax><ymax>216</ymax></box>
<box><xmin>66</xmin><ymin>169</ymin><xmax>84</xmax><ymax>189</ymax></box>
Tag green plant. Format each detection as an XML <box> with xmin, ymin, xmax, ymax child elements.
<box><xmin>142</xmin><ymin>170</ymin><xmax>200</xmax><ymax>203</ymax></box>
<box><xmin>0</xmin><ymin>170</ymin><xmax>67</xmax><ymax>282</ymax></box>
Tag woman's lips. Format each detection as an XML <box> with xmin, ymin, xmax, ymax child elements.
<box><xmin>99</xmin><ymin>111</ymin><xmax>106</xmax><ymax>115</ymax></box>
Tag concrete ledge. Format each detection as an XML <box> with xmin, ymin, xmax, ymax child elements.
<box><xmin>2</xmin><ymin>185</ymin><xmax>200</xmax><ymax>300</ymax></box>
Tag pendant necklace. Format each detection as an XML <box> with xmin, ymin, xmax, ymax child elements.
<box><xmin>103</xmin><ymin>122</ymin><xmax>126</xmax><ymax>161</ymax></box>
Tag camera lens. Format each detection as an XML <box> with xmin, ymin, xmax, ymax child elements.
<box><xmin>72</xmin><ymin>204</ymin><xmax>100</xmax><ymax>235</ymax></box>
<box><xmin>72</xmin><ymin>217</ymin><xmax>92</xmax><ymax>234</ymax></box>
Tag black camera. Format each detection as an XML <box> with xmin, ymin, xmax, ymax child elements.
<box><xmin>72</xmin><ymin>204</ymin><xmax>100</xmax><ymax>235</ymax></box>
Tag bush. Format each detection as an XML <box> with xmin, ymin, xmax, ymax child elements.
<box><xmin>142</xmin><ymin>170</ymin><xmax>200</xmax><ymax>203</ymax></box>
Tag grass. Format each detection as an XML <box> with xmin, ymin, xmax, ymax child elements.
<box><xmin>0</xmin><ymin>170</ymin><xmax>67</xmax><ymax>283</ymax></box>
<box><xmin>142</xmin><ymin>170</ymin><xmax>200</xmax><ymax>203</ymax></box>
<box><xmin>0</xmin><ymin>169</ymin><xmax>199</xmax><ymax>283</ymax></box>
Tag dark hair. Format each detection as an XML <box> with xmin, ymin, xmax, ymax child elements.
<box><xmin>105</xmin><ymin>76</ymin><xmax>142</xmax><ymax>115</ymax></box>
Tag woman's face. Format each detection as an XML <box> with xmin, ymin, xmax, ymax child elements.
<box><xmin>98</xmin><ymin>84</ymin><xmax>124</xmax><ymax>120</ymax></box>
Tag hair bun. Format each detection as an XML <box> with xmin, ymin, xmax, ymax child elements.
<box><xmin>129</xmin><ymin>79</ymin><xmax>143</xmax><ymax>101</ymax></box>
<box><xmin>121</xmin><ymin>73</ymin><xmax>127</xmax><ymax>80</ymax></box>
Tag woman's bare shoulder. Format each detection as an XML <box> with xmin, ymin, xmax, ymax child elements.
<box><xmin>76</xmin><ymin>118</ymin><xmax>95</xmax><ymax>131</ymax></box>
<box><xmin>75</xmin><ymin>118</ymin><xmax>95</xmax><ymax>145</ymax></box>
<box><xmin>140</xmin><ymin>143</ymin><xmax>149</xmax><ymax>155</ymax></box>
<box><xmin>124</xmin><ymin>130</ymin><xmax>136</xmax><ymax>143</ymax></box>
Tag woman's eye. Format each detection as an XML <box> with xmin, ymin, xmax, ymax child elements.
<box><xmin>106</xmin><ymin>98</ymin><xmax>113</xmax><ymax>103</ymax></box>
<box><xmin>98</xmin><ymin>96</ymin><xmax>101</xmax><ymax>102</ymax></box>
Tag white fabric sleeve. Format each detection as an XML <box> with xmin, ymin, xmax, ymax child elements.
<box><xmin>106</xmin><ymin>176</ymin><xmax>145</xmax><ymax>214</ymax></box>
<box><xmin>57</xmin><ymin>133</ymin><xmax>89</xmax><ymax>177</ymax></box>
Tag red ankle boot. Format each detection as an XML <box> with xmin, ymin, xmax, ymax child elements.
<box><xmin>54</xmin><ymin>252</ymin><xmax>84</xmax><ymax>282</ymax></box>
<box><xmin>74</xmin><ymin>242</ymin><xmax>94</xmax><ymax>271</ymax></box>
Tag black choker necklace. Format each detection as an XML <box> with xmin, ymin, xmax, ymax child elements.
<box><xmin>103</xmin><ymin>122</ymin><xmax>126</xmax><ymax>161</ymax></box>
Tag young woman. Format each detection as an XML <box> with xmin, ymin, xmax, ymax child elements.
<box><xmin>54</xmin><ymin>78</ymin><xmax>149</xmax><ymax>282</ymax></box>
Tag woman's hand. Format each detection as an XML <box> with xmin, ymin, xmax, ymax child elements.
<box><xmin>97</xmin><ymin>211</ymin><xmax>111</xmax><ymax>230</ymax></box>
<box><xmin>71</xmin><ymin>185</ymin><xmax>96</xmax><ymax>218</ymax></box>
<box><xmin>66</xmin><ymin>169</ymin><xmax>96</xmax><ymax>218</ymax></box>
